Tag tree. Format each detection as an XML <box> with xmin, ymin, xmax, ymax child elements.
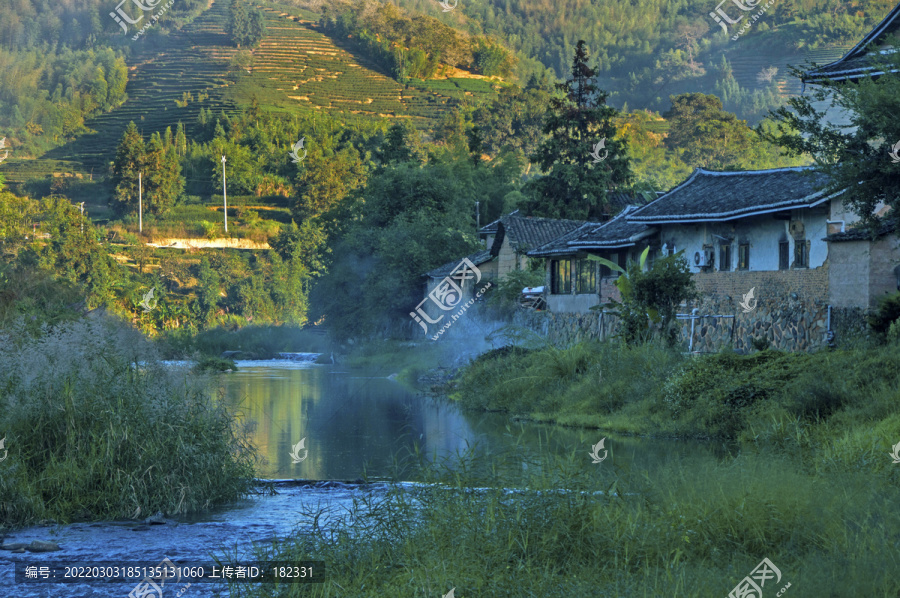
<box><xmin>763</xmin><ymin>60</ymin><xmax>900</xmax><ymax>229</ymax></box>
<box><xmin>590</xmin><ymin>248</ymin><xmax>696</xmax><ymax>345</ymax></box>
<box><xmin>291</xmin><ymin>145</ymin><xmax>367</xmax><ymax>224</ymax></box>
<box><xmin>197</xmin><ymin>256</ymin><xmax>221</xmax><ymax>325</ymax></box>
<box><xmin>143</xmin><ymin>132</ymin><xmax>184</xmax><ymax>216</ymax></box>
<box><xmin>111</xmin><ymin>121</ymin><xmax>145</xmax><ymax>216</ymax></box>
<box><xmin>375</xmin><ymin>124</ymin><xmax>414</xmax><ymax>167</ymax></box>
<box><xmin>522</xmin><ymin>41</ymin><xmax>633</xmax><ymax>220</ymax></box>
<box><xmin>227</xmin><ymin>0</ymin><xmax>265</xmax><ymax>48</ymax></box>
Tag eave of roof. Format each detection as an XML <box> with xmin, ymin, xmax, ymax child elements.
<box><xmin>425</xmin><ymin>249</ymin><xmax>494</xmax><ymax>278</ymax></box>
<box><xmin>803</xmin><ymin>2</ymin><xmax>900</xmax><ymax>82</ymax></box>
<box><xmin>824</xmin><ymin>220</ymin><xmax>897</xmax><ymax>242</ymax></box>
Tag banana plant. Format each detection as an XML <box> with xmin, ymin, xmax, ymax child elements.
<box><xmin>587</xmin><ymin>245</ymin><xmax>659</xmax><ymax>324</ymax></box>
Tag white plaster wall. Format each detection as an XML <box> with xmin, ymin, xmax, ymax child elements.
<box><xmin>658</xmin><ymin>210</ymin><xmax>829</xmax><ymax>273</ymax></box>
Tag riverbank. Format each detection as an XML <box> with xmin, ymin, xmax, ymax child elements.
<box><xmin>228</xmin><ymin>340</ymin><xmax>900</xmax><ymax>596</ymax></box>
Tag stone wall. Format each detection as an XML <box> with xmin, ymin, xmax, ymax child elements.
<box><xmin>515</xmin><ymin>263</ymin><xmax>871</xmax><ymax>351</ymax></box>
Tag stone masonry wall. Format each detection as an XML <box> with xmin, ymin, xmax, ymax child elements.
<box><xmin>514</xmin><ymin>262</ymin><xmax>870</xmax><ymax>351</ymax></box>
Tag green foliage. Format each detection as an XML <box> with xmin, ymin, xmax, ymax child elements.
<box><xmin>522</xmin><ymin>41</ymin><xmax>632</xmax><ymax>220</ymax></box>
<box><xmin>590</xmin><ymin>249</ymin><xmax>696</xmax><ymax>345</ymax></box>
<box><xmin>488</xmin><ymin>264</ymin><xmax>545</xmax><ymax>309</ymax></box>
<box><xmin>319</xmin><ymin>2</ymin><xmax>514</xmax><ymax>81</ymax></box>
<box><xmin>765</xmin><ymin>57</ymin><xmax>900</xmax><ymax>229</ymax></box>
<box><xmin>665</xmin><ymin>93</ymin><xmax>801</xmax><ymax>170</ymax></box>
<box><xmin>868</xmin><ymin>292</ymin><xmax>900</xmax><ymax>337</ymax></box>
<box><xmin>290</xmin><ymin>144</ymin><xmax>368</xmax><ymax>224</ymax></box>
<box><xmin>227</xmin><ymin>0</ymin><xmax>266</xmax><ymax>48</ymax></box>
<box><xmin>311</xmin><ymin>157</ymin><xmax>483</xmax><ymax>340</ymax></box>
<box><xmin>0</xmin><ymin>317</ymin><xmax>255</xmax><ymax>527</ymax></box>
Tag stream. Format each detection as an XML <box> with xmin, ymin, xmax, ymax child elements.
<box><xmin>0</xmin><ymin>358</ymin><xmax>731</xmax><ymax>597</ymax></box>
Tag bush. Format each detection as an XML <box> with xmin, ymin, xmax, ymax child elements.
<box><xmin>868</xmin><ymin>292</ymin><xmax>900</xmax><ymax>336</ymax></box>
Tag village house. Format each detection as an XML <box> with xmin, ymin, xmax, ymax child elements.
<box><xmin>418</xmin><ymin>193</ymin><xmax>658</xmax><ymax>323</ymax></box>
<box><xmin>527</xmin><ymin>167</ymin><xmax>900</xmax><ymax>351</ymax></box>
<box><xmin>415</xmin><ymin>213</ymin><xmax>586</xmax><ymax>326</ymax></box>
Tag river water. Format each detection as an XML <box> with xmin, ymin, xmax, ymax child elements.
<box><xmin>0</xmin><ymin>359</ymin><xmax>729</xmax><ymax>597</ymax></box>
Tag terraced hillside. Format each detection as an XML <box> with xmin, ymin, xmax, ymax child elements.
<box><xmin>38</xmin><ymin>0</ymin><xmax>241</xmax><ymax>174</ymax></box>
<box><xmin>232</xmin><ymin>5</ymin><xmax>498</xmax><ymax>128</ymax></box>
<box><xmin>7</xmin><ymin>0</ymin><xmax>497</xmax><ymax>196</ymax></box>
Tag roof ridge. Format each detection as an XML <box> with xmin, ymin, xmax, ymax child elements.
<box><xmin>696</xmin><ymin>166</ymin><xmax>815</xmax><ymax>176</ymax></box>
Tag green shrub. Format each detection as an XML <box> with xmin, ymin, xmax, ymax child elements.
<box><xmin>195</xmin><ymin>356</ymin><xmax>238</xmax><ymax>372</ymax></box>
<box><xmin>868</xmin><ymin>292</ymin><xmax>900</xmax><ymax>336</ymax></box>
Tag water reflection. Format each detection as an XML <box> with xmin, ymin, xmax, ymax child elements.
<box><xmin>220</xmin><ymin>362</ymin><xmax>734</xmax><ymax>483</ymax></box>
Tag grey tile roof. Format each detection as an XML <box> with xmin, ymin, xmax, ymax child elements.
<box><xmin>496</xmin><ymin>215</ymin><xmax>586</xmax><ymax>253</ymax></box>
<box><xmin>479</xmin><ymin>210</ymin><xmax>519</xmax><ymax>235</ymax></box>
<box><xmin>527</xmin><ymin>206</ymin><xmax>654</xmax><ymax>258</ymax></box>
<box><xmin>426</xmin><ymin>249</ymin><xmax>494</xmax><ymax>279</ymax></box>
<box><xmin>626</xmin><ymin>167</ymin><xmax>836</xmax><ymax>223</ymax></box>
<box><xmin>803</xmin><ymin>2</ymin><xmax>900</xmax><ymax>83</ymax></box>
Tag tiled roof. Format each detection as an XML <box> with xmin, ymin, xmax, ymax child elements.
<box><xmin>803</xmin><ymin>2</ymin><xmax>900</xmax><ymax>83</ymax></box>
<box><xmin>494</xmin><ymin>215</ymin><xmax>586</xmax><ymax>253</ymax></box>
<box><xmin>426</xmin><ymin>249</ymin><xmax>494</xmax><ymax>279</ymax></box>
<box><xmin>479</xmin><ymin>210</ymin><xmax>519</xmax><ymax>235</ymax></box>
<box><xmin>527</xmin><ymin>206</ymin><xmax>654</xmax><ymax>258</ymax></box>
<box><xmin>824</xmin><ymin>220</ymin><xmax>897</xmax><ymax>242</ymax></box>
<box><xmin>627</xmin><ymin>168</ymin><xmax>836</xmax><ymax>223</ymax></box>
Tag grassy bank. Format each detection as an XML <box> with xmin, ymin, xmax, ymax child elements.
<box><xmin>0</xmin><ymin>317</ymin><xmax>256</xmax><ymax>530</ymax></box>
<box><xmin>223</xmin><ymin>340</ymin><xmax>900</xmax><ymax>596</ymax></box>
<box><xmin>225</xmin><ymin>442</ymin><xmax>899</xmax><ymax>596</ymax></box>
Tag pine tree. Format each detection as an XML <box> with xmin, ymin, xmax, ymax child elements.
<box><xmin>522</xmin><ymin>41</ymin><xmax>632</xmax><ymax>220</ymax></box>
<box><xmin>227</xmin><ymin>0</ymin><xmax>250</xmax><ymax>47</ymax></box>
<box><xmin>112</xmin><ymin>122</ymin><xmax>145</xmax><ymax>216</ymax></box>
<box><xmin>144</xmin><ymin>133</ymin><xmax>184</xmax><ymax>216</ymax></box>
<box><xmin>175</xmin><ymin>122</ymin><xmax>187</xmax><ymax>157</ymax></box>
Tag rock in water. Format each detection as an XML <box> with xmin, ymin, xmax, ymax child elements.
<box><xmin>26</xmin><ymin>540</ymin><xmax>61</xmax><ymax>552</ymax></box>
<box><xmin>145</xmin><ymin>511</ymin><xmax>166</xmax><ymax>525</ymax></box>
<box><xmin>0</xmin><ymin>542</ymin><xmax>29</xmax><ymax>551</ymax></box>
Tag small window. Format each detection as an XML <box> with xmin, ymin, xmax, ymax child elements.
<box><xmin>575</xmin><ymin>259</ymin><xmax>596</xmax><ymax>294</ymax></box>
<box><xmin>795</xmin><ymin>239</ymin><xmax>809</xmax><ymax>268</ymax></box>
<box><xmin>719</xmin><ymin>244</ymin><xmax>731</xmax><ymax>272</ymax></box>
<box><xmin>779</xmin><ymin>241</ymin><xmax>790</xmax><ymax>270</ymax></box>
<box><xmin>600</xmin><ymin>253</ymin><xmax>621</xmax><ymax>278</ymax></box>
<box><xmin>738</xmin><ymin>244</ymin><xmax>750</xmax><ymax>270</ymax></box>
<box><xmin>551</xmin><ymin>259</ymin><xmax>572</xmax><ymax>294</ymax></box>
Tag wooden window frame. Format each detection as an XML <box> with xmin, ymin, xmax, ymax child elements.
<box><xmin>575</xmin><ymin>259</ymin><xmax>597</xmax><ymax>294</ymax></box>
<box><xmin>779</xmin><ymin>241</ymin><xmax>790</xmax><ymax>270</ymax></box>
<box><xmin>738</xmin><ymin>244</ymin><xmax>750</xmax><ymax>270</ymax></box>
<box><xmin>719</xmin><ymin>244</ymin><xmax>731</xmax><ymax>272</ymax></box>
<box><xmin>551</xmin><ymin>259</ymin><xmax>572</xmax><ymax>294</ymax></box>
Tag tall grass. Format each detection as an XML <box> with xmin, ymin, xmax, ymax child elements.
<box><xmin>223</xmin><ymin>439</ymin><xmax>900</xmax><ymax>597</ymax></box>
<box><xmin>0</xmin><ymin>317</ymin><xmax>256</xmax><ymax>529</ymax></box>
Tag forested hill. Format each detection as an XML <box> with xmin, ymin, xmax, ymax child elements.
<box><xmin>381</xmin><ymin>0</ymin><xmax>895</xmax><ymax>122</ymax></box>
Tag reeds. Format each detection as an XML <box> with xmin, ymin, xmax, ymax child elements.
<box><xmin>0</xmin><ymin>316</ymin><xmax>256</xmax><ymax>528</ymax></box>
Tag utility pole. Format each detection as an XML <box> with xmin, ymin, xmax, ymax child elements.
<box><xmin>221</xmin><ymin>155</ymin><xmax>228</xmax><ymax>233</ymax></box>
<box><xmin>138</xmin><ymin>172</ymin><xmax>143</xmax><ymax>234</ymax></box>
<box><xmin>476</xmin><ymin>201</ymin><xmax>480</xmax><ymax>231</ymax></box>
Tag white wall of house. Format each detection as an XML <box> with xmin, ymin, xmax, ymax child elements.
<box><xmin>656</xmin><ymin>208</ymin><xmax>830</xmax><ymax>273</ymax></box>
